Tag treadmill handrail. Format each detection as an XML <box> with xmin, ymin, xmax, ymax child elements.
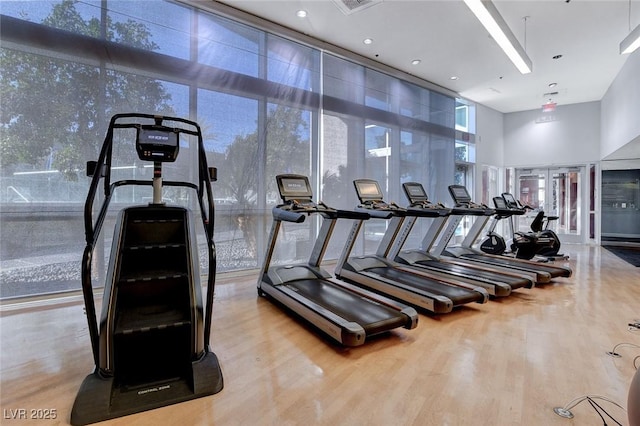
<box><xmin>273</xmin><ymin>203</ymin><xmax>370</xmax><ymax>222</ymax></box>
<box><xmin>405</xmin><ymin>206</ymin><xmax>447</xmax><ymax>218</ymax></box>
<box><xmin>450</xmin><ymin>206</ymin><xmax>495</xmax><ymax>216</ymax></box>
<box><xmin>336</xmin><ymin>209</ymin><xmax>370</xmax><ymax>220</ymax></box>
<box><xmin>355</xmin><ymin>205</ymin><xmax>395</xmax><ymax>219</ymax></box>
<box><xmin>272</xmin><ymin>206</ymin><xmax>306</xmax><ymax>223</ymax></box>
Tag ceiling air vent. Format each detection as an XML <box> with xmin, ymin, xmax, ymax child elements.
<box><xmin>332</xmin><ymin>0</ymin><xmax>383</xmax><ymax>15</ymax></box>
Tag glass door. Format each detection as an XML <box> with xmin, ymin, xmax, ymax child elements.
<box><xmin>516</xmin><ymin>167</ymin><xmax>584</xmax><ymax>244</ymax></box>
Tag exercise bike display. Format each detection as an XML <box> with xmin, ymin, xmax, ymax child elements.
<box><xmin>71</xmin><ymin>114</ymin><xmax>223</xmax><ymax>425</ymax></box>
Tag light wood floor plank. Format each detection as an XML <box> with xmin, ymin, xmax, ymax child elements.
<box><xmin>1</xmin><ymin>244</ymin><xmax>639</xmax><ymax>425</ymax></box>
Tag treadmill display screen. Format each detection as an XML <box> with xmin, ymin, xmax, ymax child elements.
<box><xmin>451</xmin><ymin>186</ymin><xmax>469</xmax><ymax>200</ymax></box>
<box><xmin>279</xmin><ymin>177</ymin><xmax>311</xmax><ymax>198</ymax></box>
<box><xmin>406</xmin><ymin>184</ymin><xmax>426</xmax><ymax>198</ymax></box>
<box><xmin>356</xmin><ymin>181</ymin><xmax>381</xmax><ymax>198</ymax></box>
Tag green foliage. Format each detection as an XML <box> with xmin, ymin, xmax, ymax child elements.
<box><xmin>0</xmin><ymin>0</ymin><xmax>173</xmax><ymax>178</ymax></box>
<box><xmin>219</xmin><ymin>105</ymin><xmax>310</xmax><ymax>207</ymax></box>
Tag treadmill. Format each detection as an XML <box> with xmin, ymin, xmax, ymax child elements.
<box><xmin>334</xmin><ymin>179</ymin><xmax>488</xmax><ymax>314</ymax></box>
<box><xmin>258</xmin><ymin>174</ymin><xmax>418</xmax><ymax>346</ymax></box>
<box><xmin>437</xmin><ymin>185</ymin><xmax>572</xmax><ymax>283</ymax></box>
<box><xmin>388</xmin><ymin>182</ymin><xmax>534</xmax><ymax>296</ymax></box>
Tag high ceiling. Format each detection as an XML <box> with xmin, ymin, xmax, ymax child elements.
<box><xmin>213</xmin><ymin>0</ymin><xmax>637</xmax><ymax>113</ymax></box>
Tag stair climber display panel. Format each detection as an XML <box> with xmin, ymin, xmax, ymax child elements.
<box><xmin>71</xmin><ymin>114</ymin><xmax>223</xmax><ymax>425</ymax></box>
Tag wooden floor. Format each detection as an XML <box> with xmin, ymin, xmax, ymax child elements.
<box><xmin>1</xmin><ymin>244</ymin><xmax>639</xmax><ymax>425</ymax></box>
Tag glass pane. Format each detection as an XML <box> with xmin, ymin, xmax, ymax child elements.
<box><xmin>518</xmin><ymin>174</ymin><xmax>545</xmax><ymax>234</ymax></box>
<box><xmin>601</xmin><ymin>170</ymin><xmax>640</xmax><ymax>242</ymax></box>
<box><xmin>197</xmin><ymin>13</ymin><xmax>260</xmax><ymax>77</ymax></box>
<box><xmin>267</xmin><ymin>34</ymin><xmax>319</xmax><ymax>90</ymax></box>
<box><xmin>1</xmin><ymin>1</ymin><xmax>101</xmax><ymax>34</ymax></box>
<box><xmin>198</xmin><ymin>89</ymin><xmax>259</xmax><ymax>271</ymax></box>
<box><xmin>107</xmin><ymin>1</ymin><xmax>191</xmax><ymax>58</ymax></box>
<box><xmin>549</xmin><ymin>171</ymin><xmax>580</xmax><ymax>236</ymax></box>
<box><xmin>322</xmin><ymin>54</ymin><xmax>365</xmax><ymax>103</ymax></box>
<box><xmin>265</xmin><ymin>104</ymin><xmax>313</xmax><ymax>263</ymax></box>
<box><xmin>365</xmin><ymin>69</ymin><xmax>394</xmax><ymax>112</ymax></box>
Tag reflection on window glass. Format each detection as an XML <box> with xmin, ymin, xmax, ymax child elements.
<box><xmin>107</xmin><ymin>0</ymin><xmax>191</xmax><ymax>58</ymax></box>
<box><xmin>365</xmin><ymin>124</ymin><xmax>391</xmax><ymax>194</ymax></box>
<box><xmin>267</xmin><ymin>35</ymin><xmax>319</xmax><ymax>90</ymax></box>
<box><xmin>0</xmin><ymin>0</ymin><xmax>460</xmax><ymax>299</ymax></box>
<box><xmin>365</xmin><ymin>70</ymin><xmax>393</xmax><ymax>112</ymax></box>
<box><xmin>322</xmin><ymin>55</ymin><xmax>364</xmax><ymax>103</ymax></box>
<box><xmin>197</xmin><ymin>89</ymin><xmax>259</xmax><ymax>270</ymax></box>
<box><xmin>1</xmin><ymin>0</ymin><xmax>100</xmax><ymax>34</ymax></box>
<box><xmin>197</xmin><ymin>13</ymin><xmax>260</xmax><ymax>77</ymax></box>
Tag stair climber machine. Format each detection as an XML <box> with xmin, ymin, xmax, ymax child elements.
<box><xmin>258</xmin><ymin>174</ymin><xmax>418</xmax><ymax>346</ymax></box>
<box><xmin>439</xmin><ymin>185</ymin><xmax>571</xmax><ymax>285</ymax></box>
<box><xmin>388</xmin><ymin>182</ymin><xmax>534</xmax><ymax>297</ymax></box>
<box><xmin>334</xmin><ymin>179</ymin><xmax>489</xmax><ymax>314</ymax></box>
<box><xmin>72</xmin><ymin>114</ymin><xmax>223</xmax><ymax>425</ymax></box>
<box><xmin>501</xmin><ymin>193</ymin><xmax>568</xmax><ymax>261</ymax></box>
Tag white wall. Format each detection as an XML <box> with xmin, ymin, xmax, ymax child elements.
<box><xmin>475</xmin><ymin>103</ymin><xmax>504</xmax><ymax>167</ymax></box>
<box><xmin>601</xmin><ymin>50</ymin><xmax>640</xmax><ymax>159</ymax></box>
<box><xmin>474</xmin><ymin>103</ymin><xmax>505</xmax><ymax>200</ymax></box>
<box><xmin>503</xmin><ymin>101</ymin><xmax>601</xmax><ymax>167</ymax></box>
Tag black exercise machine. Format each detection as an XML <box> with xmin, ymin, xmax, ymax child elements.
<box><xmin>389</xmin><ymin>182</ymin><xmax>534</xmax><ymax>296</ymax></box>
<box><xmin>480</xmin><ymin>195</ymin><xmax>554</xmax><ymax>260</ymax></box>
<box><xmin>479</xmin><ymin>197</ymin><xmax>511</xmax><ymax>256</ymax></box>
<box><xmin>334</xmin><ymin>179</ymin><xmax>489</xmax><ymax>314</ymax></box>
<box><xmin>501</xmin><ymin>193</ymin><xmax>567</xmax><ymax>260</ymax></box>
<box><xmin>71</xmin><ymin>113</ymin><xmax>223</xmax><ymax>425</ymax></box>
<box><xmin>437</xmin><ymin>185</ymin><xmax>572</xmax><ymax>284</ymax></box>
<box><xmin>258</xmin><ymin>174</ymin><xmax>418</xmax><ymax>346</ymax></box>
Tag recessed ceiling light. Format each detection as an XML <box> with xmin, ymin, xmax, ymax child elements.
<box><xmin>411</xmin><ymin>59</ymin><xmax>421</xmax><ymax>65</ymax></box>
<box><xmin>363</xmin><ymin>38</ymin><xmax>373</xmax><ymax>45</ymax></box>
<box><xmin>296</xmin><ymin>10</ymin><xmax>307</xmax><ymax>18</ymax></box>
<box><xmin>552</xmin><ymin>54</ymin><xmax>563</xmax><ymax>60</ymax></box>
<box><xmin>450</xmin><ymin>76</ymin><xmax>459</xmax><ymax>81</ymax></box>
<box><xmin>548</xmin><ymin>82</ymin><xmax>558</xmax><ymax>88</ymax></box>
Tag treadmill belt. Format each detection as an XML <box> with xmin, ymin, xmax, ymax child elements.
<box><xmin>286</xmin><ymin>279</ymin><xmax>407</xmax><ymax>335</ymax></box>
<box><xmin>367</xmin><ymin>267</ymin><xmax>482</xmax><ymax>306</ymax></box>
<box><xmin>416</xmin><ymin>260</ymin><xmax>531</xmax><ymax>290</ymax></box>
<box><xmin>462</xmin><ymin>254</ymin><xmax>570</xmax><ymax>278</ymax></box>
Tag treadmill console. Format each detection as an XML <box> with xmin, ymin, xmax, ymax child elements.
<box><xmin>276</xmin><ymin>174</ymin><xmax>313</xmax><ymax>203</ymax></box>
<box><xmin>354</xmin><ymin>179</ymin><xmax>384</xmax><ymax>203</ymax></box>
<box><xmin>448</xmin><ymin>185</ymin><xmax>472</xmax><ymax>205</ymax></box>
<box><xmin>136</xmin><ymin>125</ymin><xmax>180</xmax><ymax>162</ymax></box>
<box><xmin>402</xmin><ymin>182</ymin><xmax>428</xmax><ymax>203</ymax></box>
<box><xmin>402</xmin><ymin>182</ymin><xmax>449</xmax><ymax>216</ymax></box>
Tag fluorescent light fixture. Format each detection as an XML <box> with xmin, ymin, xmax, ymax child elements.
<box><xmin>463</xmin><ymin>0</ymin><xmax>532</xmax><ymax>74</ymax></box>
<box><xmin>620</xmin><ymin>23</ymin><xmax>640</xmax><ymax>54</ymax></box>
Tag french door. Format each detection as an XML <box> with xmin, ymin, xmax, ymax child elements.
<box><xmin>516</xmin><ymin>167</ymin><xmax>585</xmax><ymax>244</ymax></box>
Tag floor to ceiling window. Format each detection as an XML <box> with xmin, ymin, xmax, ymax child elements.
<box><xmin>0</xmin><ymin>0</ymin><xmax>457</xmax><ymax>299</ymax></box>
